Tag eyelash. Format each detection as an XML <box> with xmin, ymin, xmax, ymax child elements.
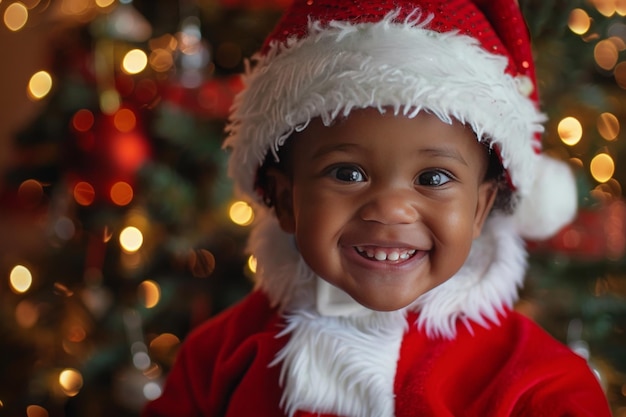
<box><xmin>326</xmin><ymin>165</ymin><xmax>455</xmax><ymax>187</ymax></box>
<box><xmin>417</xmin><ymin>169</ymin><xmax>455</xmax><ymax>186</ymax></box>
<box><xmin>328</xmin><ymin>165</ymin><xmax>366</xmax><ymax>182</ymax></box>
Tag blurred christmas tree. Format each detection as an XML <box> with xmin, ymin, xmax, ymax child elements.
<box><xmin>0</xmin><ymin>0</ymin><xmax>624</xmax><ymax>416</ymax></box>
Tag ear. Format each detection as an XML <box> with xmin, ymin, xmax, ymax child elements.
<box><xmin>265</xmin><ymin>167</ymin><xmax>296</xmax><ymax>234</ymax></box>
<box><xmin>472</xmin><ymin>181</ymin><xmax>498</xmax><ymax>238</ymax></box>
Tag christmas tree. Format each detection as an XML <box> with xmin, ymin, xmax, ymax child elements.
<box><xmin>0</xmin><ymin>1</ymin><xmax>624</xmax><ymax>416</ymax></box>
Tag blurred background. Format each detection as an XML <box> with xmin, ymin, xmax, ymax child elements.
<box><xmin>0</xmin><ymin>0</ymin><xmax>624</xmax><ymax>416</ymax></box>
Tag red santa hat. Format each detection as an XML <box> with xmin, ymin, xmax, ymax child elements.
<box><xmin>223</xmin><ymin>0</ymin><xmax>577</xmax><ymax>240</ymax></box>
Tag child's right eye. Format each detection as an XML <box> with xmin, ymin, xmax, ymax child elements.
<box><xmin>329</xmin><ymin>166</ymin><xmax>366</xmax><ymax>182</ymax></box>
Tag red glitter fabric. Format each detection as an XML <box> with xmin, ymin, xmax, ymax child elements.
<box><xmin>260</xmin><ymin>0</ymin><xmax>541</xmax><ymax>153</ymax></box>
<box><xmin>263</xmin><ymin>0</ymin><xmax>531</xmax><ymax>76</ymax></box>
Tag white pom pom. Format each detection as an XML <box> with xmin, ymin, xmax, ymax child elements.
<box><xmin>513</xmin><ymin>154</ymin><xmax>578</xmax><ymax>240</ymax></box>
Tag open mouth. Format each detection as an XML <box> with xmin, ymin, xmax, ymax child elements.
<box><xmin>355</xmin><ymin>246</ymin><xmax>417</xmax><ymax>262</ymax></box>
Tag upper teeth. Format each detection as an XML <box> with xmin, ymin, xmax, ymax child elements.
<box><xmin>356</xmin><ymin>246</ymin><xmax>416</xmax><ymax>261</ymax></box>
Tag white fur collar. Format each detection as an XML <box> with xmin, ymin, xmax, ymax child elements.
<box><xmin>247</xmin><ymin>209</ymin><xmax>526</xmax><ymax>416</ymax></box>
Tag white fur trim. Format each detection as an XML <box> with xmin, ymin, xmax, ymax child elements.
<box><xmin>246</xmin><ymin>210</ymin><xmax>527</xmax><ymax>414</ymax></box>
<box><xmin>224</xmin><ymin>11</ymin><xmax>545</xmax><ymax>202</ymax></box>
<box><xmin>410</xmin><ymin>214</ymin><xmax>527</xmax><ymax>338</ymax></box>
<box><xmin>271</xmin><ymin>307</ymin><xmax>405</xmax><ymax>417</ymax></box>
<box><xmin>513</xmin><ymin>154</ymin><xmax>578</xmax><ymax>240</ymax></box>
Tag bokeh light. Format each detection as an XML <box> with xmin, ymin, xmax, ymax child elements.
<box><xmin>138</xmin><ymin>280</ymin><xmax>161</xmax><ymax>308</ymax></box>
<box><xmin>95</xmin><ymin>0</ymin><xmax>116</xmax><ymax>7</ymax></box>
<box><xmin>229</xmin><ymin>201</ymin><xmax>254</xmax><ymax>226</ymax></box>
<box><xmin>26</xmin><ymin>405</ymin><xmax>48</xmax><ymax>417</ymax></box>
<box><xmin>4</xmin><ymin>2</ymin><xmax>28</xmax><ymax>31</ymax></box>
<box><xmin>149</xmin><ymin>49</ymin><xmax>174</xmax><ymax>72</ymax></box>
<box><xmin>597</xmin><ymin>112</ymin><xmax>620</xmax><ymax>140</ymax></box>
<box><xmin>10</xmin><ymin>265</ymin><xmax>33</xmax><ymax>294</ymax></box>
<box><xmin>110</xmin><ymin>181</ymin><xmax>134</xmax><ymax>206</ymax></box>
<box><xmin>113</xmin><ymin>108</ymin><xmax>137</xmax><ymax>132</ymax></box>
<box><xmin>568</xmin><ymin>8</ymin><xmax>591</xmax><ymax>35</ymax></box>
<box><xmin>120</xmin><ymin>226</ymin><xmax>144</xmax><ymax>253</ymax></box>
<box><xmin>27</xmin><ymin>71</ymin><xmax>53</xmax><ymax>100</ymax></box>
<box><xmin>74</xmin><ymin>182</ymin><xmax>96</xmax><ymax>206</ymax></box>
<box><xmin>558</xmin><ymin>116</ymin><xmax>583</xmax><ymax>146</ymax></box>
<box><xmin>615</xmin><ymin>61</ymin><xmax>626</xmax><ymax>89</ymax></box>
<box><xmin>122</xmin><ymin>49</ymin><xmax>148</xmax><ymax>74</ymax></box>
<box><xmin>188</xmin><ymin>249</ymin><xmax>215</xmax><ymax>278</ymax></box>
<box><xmin>15</xmin><ymin>300</ymin><xmax>39</xmax><ymax>328</ymax></box>
<box><xmin>72</xmin><ymin>109</ymin><xmax>95</xmax><ymax>132</ymax></box>
<box><xmin>100</xmin><ymin>89</ymin><xmax>121</xmax><ymax>114</ymax></box>
<box><xmin>594</xmin><ymin>39</ymin><xmax>619</xmax><ymax>71</ymax></box>
<box><xmin>248</xmin><ymin>255</ymin><xmax>257</xmax><ymax>273</ymax></box>
<box><xmin>590</xmin><ymin>153</ymin><xmax>615</xmax><ymax>183</ymax></box>
<box><xmin>54</xmin><ymin>217</ymin><xmax>76</xmax><ymax>241</ymax></box>
<box><xmin>59</xmin><ymin>368</ymin><xmax>83</xmax><ymax>397</ymax></box>
<box><xmin>18</xmin><ymin>179</ymin><xmax>44</xmax><ymax>208</ymax></box>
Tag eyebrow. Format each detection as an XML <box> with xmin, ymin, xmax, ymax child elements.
<box><xmin>311</xmin><ymin>143</ymin><xmax>361</xmax><ymax>160</ymax></box>
<box><xmin>419</xmin><ymin>147</ymin><xmax>469</xmax><ymax>166</ymax></box>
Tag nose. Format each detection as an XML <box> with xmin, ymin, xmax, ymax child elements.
<box><xmin>358</xmin><ymin>188</ymin><xmax>420</xmax><ymax>225</ymax></box>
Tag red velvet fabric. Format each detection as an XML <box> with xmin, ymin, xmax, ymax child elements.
<box><xmin>142</xmin><ymin>291</ymin><xmax>611</xmax><ymax>417</ymax></box>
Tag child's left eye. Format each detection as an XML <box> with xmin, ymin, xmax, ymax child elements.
<box><xmin>330</xmin><ymin>166</ymin><xmax>365</xmax><ymax>182</ymax></box>
<box><xmin>417</xmin><ymin>170</ymin><xmax>452</xmax><ymax>186</ymax></box>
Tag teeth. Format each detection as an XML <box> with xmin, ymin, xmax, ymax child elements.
<box><xmin>356</xmin><ymin>246</ymin><xmax>416</xmax><ymax>262</ymax></box>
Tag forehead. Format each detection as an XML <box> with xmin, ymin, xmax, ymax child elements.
<box><xmin>290</xmin><ymin>108</ymin><xmax>483</xmax><ymax>158</ymax></box>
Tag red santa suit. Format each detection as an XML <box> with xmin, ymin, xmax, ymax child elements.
<box><xmin>143</xmin><ymin>0</ymin><xmax>611</xmax><ymax>415</ymax></box>
<box><xmin>142</xmin><ymin>215</ymin><xmax>611</xmax><ymax>417</ymax></box>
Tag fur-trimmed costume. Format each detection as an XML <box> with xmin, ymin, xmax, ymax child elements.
<box><xmin>143</xmin><ymin>0</ymin><xmax>611</xmax><ymax>415</ymax></box>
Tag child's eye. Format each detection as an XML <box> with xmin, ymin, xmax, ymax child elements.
<box><xmin>330</xmin><ymin>166</ymin><xmax>366</xmax><ymax>182</ymax></box>
<box><xmin>417</xmin><ymin>170</ymin><xmax>452</xmax><ymax>186</ymax></box>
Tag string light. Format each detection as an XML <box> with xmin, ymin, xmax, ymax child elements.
<box><xmin>4</xmin><ymin>2</ymin><xmax>29</xmax><ymax>31</ymax></box>
<box><xmin>138</xmin><ymin>280</ymin><xmax>161</xmax><ymax>308</ymax></box>
<box><xmin>9</xmin><ymin>265</ymin><xmax>33</xmax><ymax>294</ymax></box>
<box><xmin>229</xmin><ymin>201</ymin><xmax>254</xmax><ymax>226</ymax></box>
<box><xmin>568</xmin><ymin>8</ymin><xmax>591</xmax><ymax>35</ymax></box>
<box><xmin>590</xmin><ymin>153</ymin><xmax>615</xmax><ymax>183</ymax></box>
<box><xmin>119</xmin><ymin>226</ymin><xmax>144</xmax><ymax>253</ymax></box>
<box><xmin>558</xmin><ymin>116</ymin><xmax>583</xmax><ymax>146</ymax></box>
<box><xmin>122</xmin><ymin>49</ymin><xmax>148</xmax><ymax>74</ymax></box>
<box><xmin>27</xmin><ymin>71</ymin><xmax>53</xmax><ymax>100</ymax></box>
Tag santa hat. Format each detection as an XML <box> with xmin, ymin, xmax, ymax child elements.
<box><xmin>224</xmin><ymin>0</ymin><xmax>577</xmax><ymax>240</ymax></box>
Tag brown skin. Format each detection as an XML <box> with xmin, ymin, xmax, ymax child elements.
<box><xmin>268</xmin><ymin>108</ymin><xmax>497</xmax><ymax>311</ymax></box>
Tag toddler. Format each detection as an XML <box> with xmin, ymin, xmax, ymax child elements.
<box><xmin>142</xmin><ymin>0</ymin><xmax>611</xmax><ymax>416</ymax></box>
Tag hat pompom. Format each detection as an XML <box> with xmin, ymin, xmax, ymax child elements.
<box><xmin>513</xmin><ymin>154</ymin><xmax>578</xmax><ymax>240</ymax></box>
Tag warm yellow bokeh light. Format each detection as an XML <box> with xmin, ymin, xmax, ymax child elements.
<box><xmin>597</xmin><ymin>112</ymin><xmax>620</xmax><ymax>141</ymax></box>
<box><xmin>594</xmin><ymin>39</ymin><xmax>619</xmax><ymax>71</ymax></box>
<box><xmin>248</xmin><ymin>255</ymin><xmax>257</xmax><ymax>273</ymax></box>
<box><xmin>558</xmin><ymin>117</ymin><xmax>583</xmax><ymax>146</ymax></box>
<box><xmin>95</xmin><ymin>0</ymin><xmax>115</xmax><ymax>8</ymax></box>
<box><xmin>149</xmin><ymin>49</ymin><xmax>175</xmax><ymax>72</ymax></box>
<box><xmin>138</xmin><ymin>280</ymin><xmax>161</xmax><ymax>308</ymax></box>
<box><xmin>229</xmin><ymin>201</ymin><xmax>254</xmax><ymax>226</ymax></box>
<box><xmin>59</xmin><ymin>368</ymin><xmax>83</xmax><ymax>397</ymax></box>
<box><xmin>9</xmin><ymin>265</ymin><xmax>33</xmax><ymax>294</ymax></box>
<box><xmin>26</xmin><ymin>405</ymin><xmax>48</xmax><ymax>417</ymax></box>
<box><xmin>568</xmin><ymin>8</ymin><xmax>591</xmax><ymax>35</ymax></box>
<box><xmin>4</xmin><ymin>2</ymin><xmax>28</xmax><ymax>31</ymax></box>
<box><xmin>120</xmin><ymin>226</ymin><xmax>144</xmax><ymax>252</ymax></box>
<box><xmin>122</xmin><ymin>49</ymin><xmax>148</xmax><ymax>75</ymax></box>
<box><xmin>28</xmin><ymin>71</ymin><xmax>53</xmax><ymax>100</ymax></box>
<box><xmin>100</xmin><ymin>89</ymin><xmax>121</xmax><ymax>114</ymax></box>
<box><xmin>590</xmin><ymin>153</ymin><xmax>615</xmax><ymax>183</ymax></box>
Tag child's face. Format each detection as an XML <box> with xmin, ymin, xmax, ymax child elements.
<box><xmin>269</xmin><ymin>108</ymin><xmax>497</xmax><ymax>311</ymax></box>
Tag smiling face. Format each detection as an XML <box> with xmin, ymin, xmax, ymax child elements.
<box><xmin>267</xmin><ymin>108</ymin><xmax>497</xmax><ymax>311</ymax></box>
